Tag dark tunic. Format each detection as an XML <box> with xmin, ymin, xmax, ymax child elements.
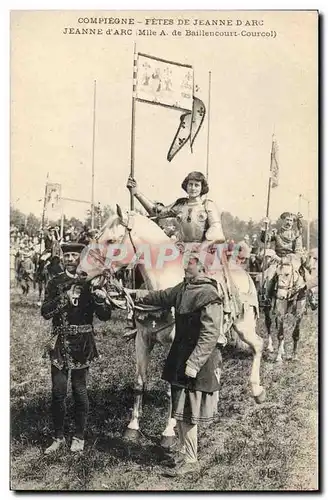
<box><xmin>41</xmin><ymin>271</ymin><xmax>111</xmax><ymax>370</ymax></box>
<box><xmin>260</xmin><ymin>227</ymin><xmax>303</xmax><ymax>257</ymax></box>
<box><xmin>138</xmin><ymin>277</ymin><xmax>224</xmax><ymax>393</ymax></box>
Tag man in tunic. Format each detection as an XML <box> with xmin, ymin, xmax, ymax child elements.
<box><xmin>135</xmin><ymin>252</ymin><xmax>226</xmax><ymax>477</ymax></box>
<box><xmin>260</xmin><ymin>212</ymin><xmax>311</xmax><ymax>300</ymax></box>
<box><xmin>41</xmin><ymin>241</ymin><xmax>111</xmax><ymax>454</ymax></box>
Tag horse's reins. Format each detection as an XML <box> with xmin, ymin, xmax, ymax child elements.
<box><xmin>100</xmin><ymin>214</ymin><xmax>176</xmax><ymax>335</ymax></box>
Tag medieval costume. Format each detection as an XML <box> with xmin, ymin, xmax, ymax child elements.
<box><xmin>260</xmin><ymin>212</ymin><xmax>309</xmax><ymax>299</ymax></box>
<box><xmin>127</xmin><ymin>171</ymin><xmax>225</xmax><ymax>247</ymax></box>
<box><xmin>41</xmin><ymin>242</ymin><xmax>111</xmax><ymax>454</ymax></box>
<box><xmin>136</xmin><ymin>256</ymin><xmax>226</xmax><ymax>476</ymax></box>
<box><xmin>127</xmin><ymin>171</ymin><xmax>242</xmax><ymax>339</ymax></box>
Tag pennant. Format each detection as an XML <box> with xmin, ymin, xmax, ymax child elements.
<box><xmin>167</xmin><ymin>96</ymin><xmax>206</xmax><ymax>162</ymax></box>
<box><xmin>270</xmin><ymin>136</ymin><xmax>279</xmax><ymax>188</ymax></box>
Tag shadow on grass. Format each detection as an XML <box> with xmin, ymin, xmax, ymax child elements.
<box><xmin>222</xmin><ymin>344</ymin><xmax>253</xmax><ymax>361</ymax></box>
<box><xmin>10</xmin><ymin>298</ymin><xmax>41</xmax><ymax>311</ymax></box>
<box><xmin>94</xmin><ymin>435</ymin><xmax>169</xmax><ymax>467</ymax></box>
<box><xmin>11</xmin><ymin>382</ymin><xmax>171</xmax><ymax>467</ymax></box>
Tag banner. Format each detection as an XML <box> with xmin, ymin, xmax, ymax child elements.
<box><xmin>270</xmin><ymin>136</ymin><xmax>279</xmax><ymax>188</ymax></box>
<box><xmin>133</xmin><ymin>52</ymin><xmax>206</xmax><ymax>162</ymax></box>
<box><xmin>134</xmin><ymin>53</ymin><xmax>194</xmax><ymax>111</ymax></box>
<box><xmin>45</xmin><ymin>182</ymin><xmax>62</xmax><ymax>219</ymax></box>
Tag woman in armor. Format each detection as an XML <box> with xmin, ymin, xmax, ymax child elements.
<box><xmin>126</xmin><ymin>171</ymin><xmax>225</xmax><ymax>249</ymax></box>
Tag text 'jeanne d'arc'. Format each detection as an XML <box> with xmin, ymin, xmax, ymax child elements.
<box><xmin>75</xmin><ymin>17</ymin><xmax>266</xmax><ymax>28</ymax></box>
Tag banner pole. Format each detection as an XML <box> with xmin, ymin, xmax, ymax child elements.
<box><xmin>40</xmin><ymin>172</ymin><xmax>49</xmax><ymax>254</ymax></box>
<box><xmin>60</xmin><ymin>210</ymin><xmax>64</xmax><ymax>241</ymax></box>
<box><xmin>261</xmin><ymin>175</ymin><xmax>272</xmax><ymax>288</ymax></box>
<box><xmin>91</xmin><ymin>80</ymin><xmax>97</xmax><ymax>230</ymax></box>
<box><xmin>129</xmin><ymin>43</ymin><xmax>137</xmax><ymax>289</ymax></box>
<box><xmin>130</xmin><ymin>42</ymin><xmax>137</xmax><ymax>212</ymax></box>
<box><xmin>205</xmin><ymin>71</ymin><xmax>212</xmax><ymax>182</ymax></box>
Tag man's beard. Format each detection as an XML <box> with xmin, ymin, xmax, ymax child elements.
<box><xmin>65</xmin><ymin>264</ymin><xmax>78</xmax><ymax>273</ymax></box>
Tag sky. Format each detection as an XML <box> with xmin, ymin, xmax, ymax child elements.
<box><xmin>10</xmin><ymin>10</ymin><xmax>318</xmax><ymax>224</ymax></box>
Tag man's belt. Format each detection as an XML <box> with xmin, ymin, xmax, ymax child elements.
<box><xmin>54</xmin><ymin>325</ymin><xmax>93</xmax><ymax>335</ymax></box>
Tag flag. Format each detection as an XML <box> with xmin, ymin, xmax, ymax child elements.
<box><xmin>133</xmin><ymin>52</ymin><xmax>206</xmax><ymax>161</ymax></box>
<box><xmin>270</xmin><ymin>136</ymin><xmax>279</xmax><ymax>188</ymax></box>
<box><xmin>134</xmin><ymin>53</ymin><xmax>194</xmax><ymax>111</ymax></box>
<box><xmin>45</xmin><ymin>183</ymin><xmax>62</xmax><ymax>220</ymax></box>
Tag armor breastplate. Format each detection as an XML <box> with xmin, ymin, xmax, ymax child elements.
<box><xmin>175</xmin><ymin>200</ymin><xmax>208</xmax><ymax>243</ymax></box>
<box><xmin>275</xmin><ymin>229</ymin><xmax>297</xmax><ymax>257</ymax></box>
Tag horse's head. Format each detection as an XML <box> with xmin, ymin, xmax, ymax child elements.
<box><xmin>79</xmin><ymin>205</ymin><xmax>173</xmax><ymax>282</ymax></box>
<box><xmin>96</xmin><ymin>205</ymin><xmax>127</xmax><ymax>247</ymax></box>
<box><xmin>275</xmin><ymin>257</ymin><xmax>295</xmax><ymax>300</ymax></box>
<box><xmin>78</xmin><ymin>206</ymin><xmax>130</xmax><ymax>278</ymax></box>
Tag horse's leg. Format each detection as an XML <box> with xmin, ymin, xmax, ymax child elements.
<box><xmin>37</xmin><ymin>281</ymin><xmax>43</xmax><ymax>306</ymax></box>
<box><xmin>158</xmin><ymin>325</ymin><xmax>177</xmax><ymax>449</ymax></box>
<box><xmin>264</xmin><ymin>306</ymin><xmax>274</xmax><ymax>353</ymax></box>
<box><xmin>160</xmin><ymin>382</ymin><xmax>177</xmax><ymax>449</ymax></box>
<box><xmin>233</xmin><ymin>305</ymin><xmax>265</xmax><ymax>403</ymax></box>
<box><xmin>292</xmin><ymin>297</ymin><xmax>306</xmax><ymax>360</ymax></box>
<box><xmin>276</xmin><ymin>313</ymin><xmax>285</xmax><ymax>363</ymax></box>
<box><xmin>124</xmin><ymin>327</ymin><xmax>154</xmax><ymax>441</ymax></box>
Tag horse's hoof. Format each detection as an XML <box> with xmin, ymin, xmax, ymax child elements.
<box><xmin>37</xmin><ymin>301</ymin><xmax>42</xmax><ymax>307</ymax></box>
<box><xmin>160</xmin><ymin>435</ymin><xmax>176</xmax><ymax>450</ymax></box>
<box><xmin>254</xmin><ymin>388</ymin><xmax>266</xmax><ymax>404</ymax></box>
<box><xmin>123</xmin><ymin>428</ymin><xmax>141</xmax><ymax>442</ymax></box>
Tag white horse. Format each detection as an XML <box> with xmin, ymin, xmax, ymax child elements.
<box><xmin>80</xmin><ymin>207</ymin><xmax>266</xmax><ymax>447</ymax></box>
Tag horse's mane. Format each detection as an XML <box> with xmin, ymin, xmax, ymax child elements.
<box><xmin>132</xmin><ymin>213</ymin><xmax>171</xmax><ymax>243</ymax></box>
<box><xmin>100</xmin><ymin>211</ymin><xmax>171</xmax><ymax>245</ymax></box>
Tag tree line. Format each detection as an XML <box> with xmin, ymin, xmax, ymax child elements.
<box><xmin>10</xmin><ymin>204</ymin><xmax>318</xmax><ymax>249</ymax></box>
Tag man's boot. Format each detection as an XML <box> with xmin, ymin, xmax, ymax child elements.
<box><xmin>44</xmin><ymin>437</ymin><xmax>66</xmax><ymax>455</ymax></box>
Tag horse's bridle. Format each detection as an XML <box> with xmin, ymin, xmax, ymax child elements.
<box><xmin>276</xmin><ymin>260</ymin><xmax>303</xmax><ymax>300</ymax></box>
<box><xmin>92</xmin><ymin>212</ymin><xmax>138</xmax><ymax>312</ymax></box>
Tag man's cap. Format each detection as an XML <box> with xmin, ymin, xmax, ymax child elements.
<box><xmin>280</xmin><ymin>212</ymin><xmax>296</xmax><ymax>221</ymax></box>
<box><xmin>61</xmin><ymin>242</ymin><xmax>85</xmax><ymax>254</ymax></box>
<box><xmin>184</xmin><ymin>250</ymin><xmax>210</xmax><ymax>272</ymax></box>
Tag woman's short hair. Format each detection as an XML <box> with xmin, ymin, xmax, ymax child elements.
<box><xmin>181</xmin><ymin>171</ymin><xmax>209</xmax><ymax>196</ymax></box>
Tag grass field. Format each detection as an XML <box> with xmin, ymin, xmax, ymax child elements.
<box><xmin>10</xmin><ymin>286</ymin><xmax>318</xmax><ymax>491</ymax></box>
